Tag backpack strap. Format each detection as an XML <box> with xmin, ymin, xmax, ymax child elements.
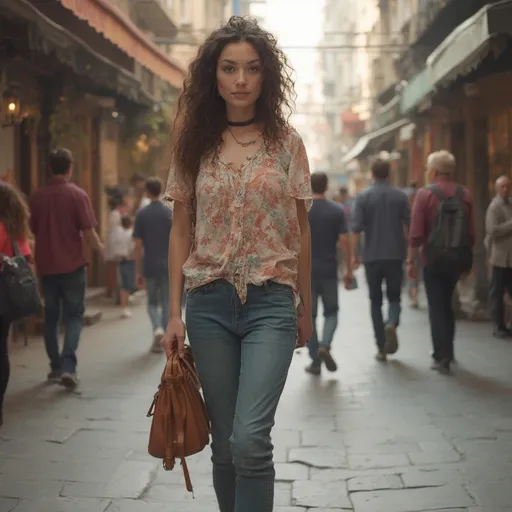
<box><xmin>454</xmin><ymin>185</ymin><xmax>463</xmax><ymax>200</ymax></box>
<box><xmin>426</xmin><ymin>184</ymin><xmax>446</xmax><ymax>201</ymax></box>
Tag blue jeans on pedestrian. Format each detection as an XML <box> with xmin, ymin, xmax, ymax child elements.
<box><xmin>185</xmin><ymin>279</ymin><xmax>297</xmax><ymax>512</ymax></box>
<box><xmin>145</xmin><ymin>273</ymin><xmax>169</xmax><ymax>333</ymax></box>
<box><xmin>42</xmin><ymin>266</ymin><xmax>86</xmax><ymax>375</ymax></box>
<box><xmin>308</xmin><ymin>277</ymin><xmax>339</xmax><ymax>368</ymax></box>
<box><xmin>365</xmin><ymin>260</ymin><xmax>403</xmax><ymax>351</ymax></box>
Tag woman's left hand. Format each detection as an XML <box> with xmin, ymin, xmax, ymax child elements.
<box><xmin>296</xmin><ymin>303</ymin><xmax>312</xmax><ymax>348</ymax></box>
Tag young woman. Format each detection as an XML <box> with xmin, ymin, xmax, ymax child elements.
<box><xmin>0</xmin><ymin>182</ymin><xmax>32</xmax><ymax>426</ymax></box>
<box><xmin>161</xmin><ymin>16</ymin><xmax>313</xmax><ymax>512</ymax></box>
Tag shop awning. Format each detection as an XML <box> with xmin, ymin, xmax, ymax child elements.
<box><xmin>400</xmin><ymin>68</ymin><xmax>434</xmax><ymax>115</ymax></box>
<box><xmin>59</xmin><ymin>0</ymin><xmax>185</xmax><ymax>89</ymax></box>
<box><xmin>427</xmin><ymin>0</ymin><xmax>512</xmax><ymax>87</ymax></box>
<box><xmin>341</xmin><ymin>118</ymin><xmax>411</xmax><ymax>165</ymax></box>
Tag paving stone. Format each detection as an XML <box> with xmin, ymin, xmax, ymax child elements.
<box><xmin>3</xmin><ymin>284</ymin><xmax>512</xmax><ymax>511</ymax></box>
<box><xmin>310</xmin><ymin>467</ymin><xmax>399</xmax><ymax>482</ymax></box>
<box><xmin>11</xmin><ymin>498</ymin><xmax>111</xmax><ymax>512</ymax></box>
<box><xmin>347</xmin><ymin>474</ymin><xmax>403</xmax><ymax>492</ymax></box>
<box><xmin>292</xmin><ymin>480</ymin><xmax>352</xmax><ymax>509</ymax></box>
<box><xmin>289</xmin><ymin>447</ymin><xmax>347</xmax><ymax>468</ymax></box>
<box><xmin>301</xmin><ymin>430</ymin><xmax>346</xmax><ymax>447</ymax></box>
<box><xmin>350</xmin><ymin>485</ymin><xmax>474</xmax><ymax>512</ymax></box>
<box><xmin>60</xmin><ymin>461</ymin><xmax>157</xmax><ymax>499</ymax></box>
<box><xmin>275</xmin><ymin>463</ymin><xmax>309</xmax><ymax>482</ymax></box>
<box><xmin>401</xmin><ymin>467</ymin><xmax>465</xmax><ymax>488</ymax></box>
<box><xmin>468</xmin><ymin>479</ymin><xmax>512</xmax><ymax>507</ymax></box>
<box><xmin>0</xmin><ymin>498</ymin><xmax>18</xmax><ymax>512</ymax></box>
<box><xmin>347</xmin><ymin>453</ymin><xmax>410</xmax><ymax>470</ymax></box>
<box><xmin>408</xmin><ymin>450</ymin><xmax>462</xmax><ymax>466</ymax></box>
<box><xmin>0</xmin><ymin>478</ymin><xmax>64</xmax><ymax>499</ymax></box>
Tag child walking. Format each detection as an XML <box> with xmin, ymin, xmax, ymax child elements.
<box><xmin>116</xmin><ymin>215</ymin><xmax>137</xmax><ymax>319</ymax></box>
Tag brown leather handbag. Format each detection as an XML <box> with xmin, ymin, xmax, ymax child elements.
<box><xmin>147</xmin><ymin>345</ymin><xmax>210</xmax><ymax>492</ymax></box>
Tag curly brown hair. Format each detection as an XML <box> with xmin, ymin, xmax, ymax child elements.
<box><xmin>0</xmin><ymin>181</ymin><xmax>30</xmax><ymax>241</ymax></box>
<box><xmin>171</xmin><ymin>16</ymin><xmax>296</xmax><ymax>187</ymax></box>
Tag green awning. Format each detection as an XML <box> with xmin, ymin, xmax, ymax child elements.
<box><xmin>399</xmin><ymin>69</ymin><xmax>434</xmax><ymax>115</ymax></box>
<box><xmin>427</xmin><ymin>0</ymin><xmax>512</xmax><ymax>87</ymax></box>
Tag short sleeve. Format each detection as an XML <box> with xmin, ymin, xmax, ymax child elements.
<box><xmin>76</xmin><ymin>190</ymin><xmax>97</xmax><ymax>231</ymax></box>
<box><xmin>352</xmin><ymin>194</ymin><xmax>364</xmax><ymax>234</ymax></box>
<box><xmin>162</xmin><ymin>162</ymin><xmax>193</xmax><ymax>209</ymax></box>
<box><xmin>286</xmin><ymin>129</ymin><xmax>312</xmax><ymax>211</ymax></box>
<box><xmin>338</xmin><ymin>208</ymin><xmax>348</xmax><ymax>235</ymax></box>
<box><xmin>17</xmin><ymin>238</ymin><xmax>32</xmax><ymax>258</ymax></box>
<box><xmin>132</xmin><ymin>211</ymin><xmax>144</xmax><ymax>240</ymax></box>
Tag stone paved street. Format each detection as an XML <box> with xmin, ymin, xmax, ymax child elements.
<box><xmin>1</xmin><ymin>275</ymin><xmax>512</xmax><ymax>512</ymax></box>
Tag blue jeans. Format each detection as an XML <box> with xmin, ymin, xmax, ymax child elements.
<box><xmin>365</xmin><ymin>260</ymin><xmax>403</xmax><ymax>350</ymax></box>
<box><xmin>42</xmin><ymin>266</ymin><xmax>86</xmax><ymax>375</ymax></box>
<box><xmin>185</xmin><ymin>279</ymin><xmax>297</xmax><ymax>512</ymax></box>
<box><xmin>308</xmin><ymin>277</ymin><xmax>339</xmax><ymax>367</ymax></box>
<box><xmin>145</xmin><ymin>273</ymin><xmax>169</xmax><ymax>333</ymax></box>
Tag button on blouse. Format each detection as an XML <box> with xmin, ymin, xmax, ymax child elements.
<box><xmin>164</xmin><ymin>127</ymin><xmax>312</xmax><ymax>304</ymax></box>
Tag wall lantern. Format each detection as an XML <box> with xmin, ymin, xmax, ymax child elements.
<box><xmin>2</xmin><ymin>90</ymin><xmax>22</xmax><ymax>128</ymax></box>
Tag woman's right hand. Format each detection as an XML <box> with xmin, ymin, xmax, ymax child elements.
<box><xmin>161</xmin><ymin>316</ymin><xmax>186</xmax><ymax>358</ymax></box>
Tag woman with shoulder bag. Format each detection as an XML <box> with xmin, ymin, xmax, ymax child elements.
<box><xmin>0</xmin><ymin>182</ymin><xmax>33</xmax><ymax>426</ymax></box>
<box><xmin>161</xmin><ymin>17</ymin><xmax>313</xmax><ymax>512</ymax></box>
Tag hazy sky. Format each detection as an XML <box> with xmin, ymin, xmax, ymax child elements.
<box><xmin>255</xmin><ymin>0</ymin><xmax>324</xmax><ymax>101</ymax></box>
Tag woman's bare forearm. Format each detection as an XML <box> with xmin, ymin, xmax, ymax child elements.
<box><xmin>297</xmin><ymin>228</ymin><xmax>312</xmax><ymax>312</ymax></box>
<box><xmin>168</xmin><ymin>203</ymin><xmax>192</xmax><ymax>319</ymax></box>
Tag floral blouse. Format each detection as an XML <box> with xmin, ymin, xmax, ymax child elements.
<box><xmin>164</xmin><ymin>127</ymin><xmax>312</xmax><ymax>304</ymax></box>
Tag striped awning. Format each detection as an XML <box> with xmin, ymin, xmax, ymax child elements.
<box><xmin>427</xmin><ymin>0</ymin><xmax>512</xmax><ymax>87</ymax></box>
<box><xmin>59</xmin><ymin>0</ymin><xmax>185</xmax><ymax>89</ymax></box>
<box><xmin>341</xmin><ymin>118</ymin><xmax>411</xmax><ymax>165</ymax></box>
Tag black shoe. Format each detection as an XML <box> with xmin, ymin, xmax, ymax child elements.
<box><xmin>493</xmin><ymin>328</ymin><xmax>512</xmax><ymax>339</ymax></box>
<box><xmin>47</xmin><ymin>370</ymin><xmax>62</xmax><ymax>384</ymax></box>
<box><xmin>61</xmin><ymin>372</ymin><xmax>79</xmax><ymax>390</ymax></box>
<box><xmin>317</xmin><ymin>346</ymin><xmax>338</xmax><ymax>372</ymax></box>
<box><xmin>305</xmin><ymin>364</ymin><xmax>321</xmax><ymax>376</ymax></box>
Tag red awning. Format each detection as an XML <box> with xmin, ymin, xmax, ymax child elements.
<box><xmin>60</xmin><ymin>0</ymin><xmax>185</xmax><ymax>89</ymax></box>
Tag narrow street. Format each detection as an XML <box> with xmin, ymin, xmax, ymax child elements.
<box><xmin>1</xmin><ymin>275</ymin><xmax>512</xmax><ymax>512</ymax></box>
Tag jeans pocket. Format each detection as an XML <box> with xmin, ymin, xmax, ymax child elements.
<box><xmin>264</xmin><ymin>280</ymin><xmax>293</xmax><ymax>296</ymax></box>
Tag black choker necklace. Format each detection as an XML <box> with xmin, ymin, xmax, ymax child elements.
<box><xmin>227</xmin><ymin>117</ymin><xmax>257</xmax><ymax>127</ymax></box>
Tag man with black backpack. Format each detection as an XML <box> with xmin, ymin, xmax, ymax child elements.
<box><xmin>408</xmin><ymin>150</ymin><xmax>475</xmax><ymax>374</ymax></box>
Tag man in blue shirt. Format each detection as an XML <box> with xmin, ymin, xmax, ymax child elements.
<box><xmin>306</xmin><ymin>172</ymin><xmax>353</xmax><ymax>376</ymax></box>
<box><xmin>352</xmin><ymin>158</ymin><xmax>410</xmax><ymax>361</ymax></box>
<box><xmin>133</xmin><ymin>177</ymin><xmax>172</xmax><ymax>353</ymax></box>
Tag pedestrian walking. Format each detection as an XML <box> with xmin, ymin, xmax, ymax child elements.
<box><xmin>408</xmin><ymin>150</ymin><xmax>474</xmax><ymax>373</ymax></box>
<box><xmin>133</xmin><ymin>177</ymin><xmax>172</xmax><ymax>353</ymax></box>
<box><xmin>405</xmin><ymin>181</ymin><xmax>421</xmax><ymax>308</ymax></box>
<box><xmin>485</xmin><ymin>175</ymin><xmax>512</xmax><ymax>338</ymax></box>
<box><xmin>115</xmin><ymin>215</ymin><xmax>137</xmax><ymax>319</ymax></box>
<box><xmin>334</xmin><ymin>185</ymin><xmax>353</xmax><ymax>279</ymax></box>
<box><xmin>0</xmin><ymin>182</ymin><xmax>33</xmax><ymax>426</ymax></box>
<box><xmin>352</xmin><ymin>158</ymin><xmax>410</xmax><ymax>361</ymax></box>
<box><xmin>160</xmin><ymin>17</ymin><xmax>312</xmax><ymax>512</ymax></box>
<box><xmin>306</xmin><ymin>172</ymin><xmax>353</xmax><ymax>376</ymax></box>
<box><xmin>29</xmin><ymin>148</ymin><xmax>104</xmax><ymax>390</ymax></box>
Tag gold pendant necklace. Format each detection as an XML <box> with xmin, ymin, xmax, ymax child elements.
<box><xmin>228</xmin><ymin>127</ymin><xmax>261</xmax><ymax>148</ymax></box>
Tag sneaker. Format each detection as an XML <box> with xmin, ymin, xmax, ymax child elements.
<box><xmin>305</xmin><ymin>363</ymin><xmax>321</xmax><ymax>376</ymax></box>
<box><xmin>151</xmin><ymin>328</ymin><xmax>165</xmax><ymax>353</ymax></box>
<box><xmin>47</xmin><ymin>370</ymin><xmax>62</xmax><ymax>384</ymax></box>
<box><xmin>61</xmin><ymin>372</ymin><xmax>79</xmax><ymax>390</ymax></box>
<box><xmin>317</xmin><ymin>346</ymin><xmax>338</xmax><ymax>372</ymax></box>
<box><xmin>384</xmin><ymin>324</ymin><xmax>399</xmax><ymax>355</ymax></box>
<box><xmin>121</xmin><ymin>309</ymin><xmax>132</xmax><ymax>319</ymax></box>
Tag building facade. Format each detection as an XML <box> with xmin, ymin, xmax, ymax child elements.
<box><xmin>344</xmin><ymin>0</ymin><xmax>512</xmax><ymax>316</ymax></box>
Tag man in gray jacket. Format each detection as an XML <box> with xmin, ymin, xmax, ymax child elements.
<box><xmin>486</xmin><ymin>175</ymin><xmax>512</xmax><ymax>338</ymax></box>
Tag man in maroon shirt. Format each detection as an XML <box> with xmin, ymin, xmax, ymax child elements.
<box><xmin>30</xmin><ymin>149</ymin><xmax>104</xmax><ymax>389</ymax></box>
<box><xmin>407</xmin><ymin>150</ymin><xmax>475</xmax><ymax>374</ymax></box>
